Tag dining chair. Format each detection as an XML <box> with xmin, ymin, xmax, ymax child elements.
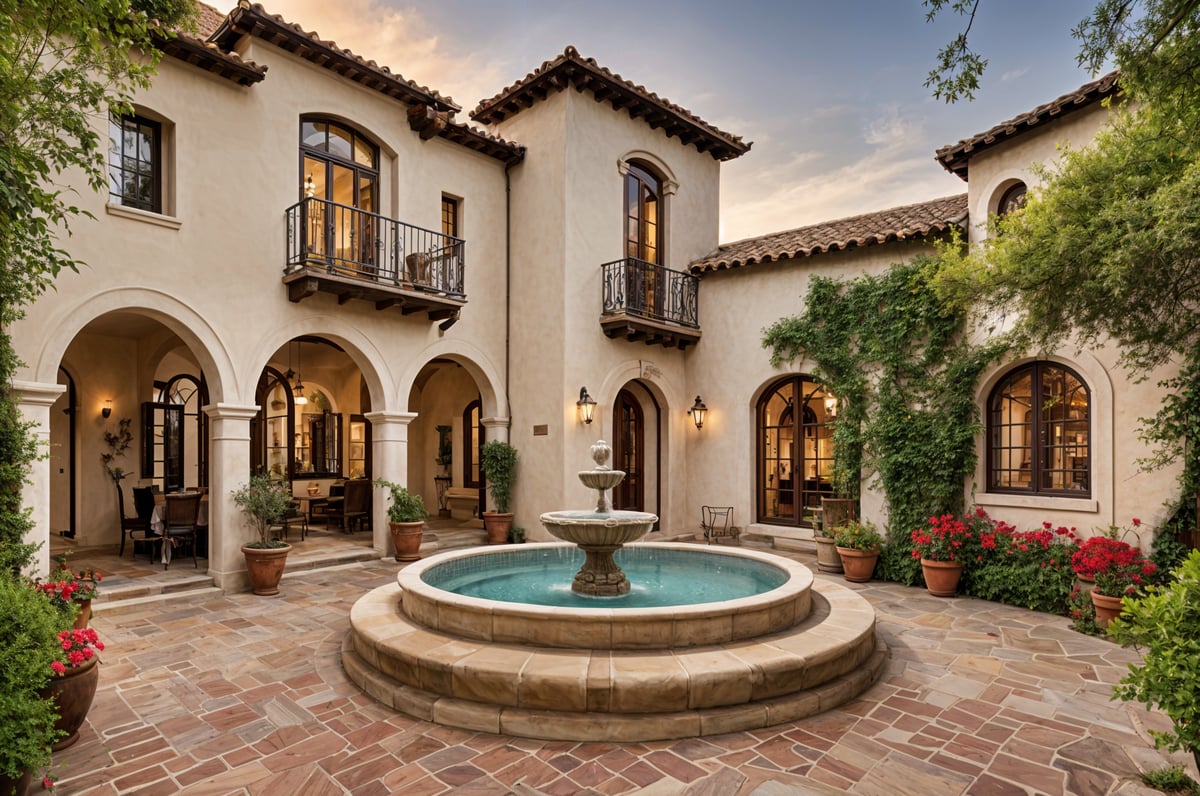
<box><xmin>327</xmin><ymin>479</ymin><xmax>370</xmax><ymax>533</ymax></box>
<box><xmin>270</xmin><ymin>500</ymin><xmax>308</xmax><ymax>542</ymax></box>
<box><xmin>118</xmin><ymin>483</ymin><xmax>157</xmax><ymax>559</ymax></box>
<box><xmin>163</xmin><ymin>492</ymin><xmax>202</xmax><ymax>570</ymax></box>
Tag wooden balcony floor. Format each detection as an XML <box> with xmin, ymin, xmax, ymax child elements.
<box><xmin>601</xmin><ymin>311</ymin><xmax>701</xmax><ymax>350</ymax></box>
<box><xmin>284</xmin><ymin>264</ymin><xmax>464</xmax><ymax>320</ymax></box>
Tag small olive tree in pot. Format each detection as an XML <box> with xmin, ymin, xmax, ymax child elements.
<box><xmin>480</xmin><ymin>440</ymin><xmax>518</xmax><ymax>544</ymax></box>
<box><xmin>375</xmin><ymin>480</ymin><xmax>427</xmax><ymax>562</ymax></box>
<box><xmin>231</xmin><ymin>473</ymin><xmax>293</xmax><ymax>596</ymax></box>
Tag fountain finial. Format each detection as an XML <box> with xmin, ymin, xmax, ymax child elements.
<box><xmin>590</xmin><ymin>439</ymin><xmax>612</xmax><ymax>470</ymax></box>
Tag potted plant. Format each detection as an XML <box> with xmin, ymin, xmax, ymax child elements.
<box><xmin>509</xmin><ymin>526</ymin><xmax>526</xmax><ymax>544</ymax></box>
<box><xmin>480</xmin><ymin>440</ymin><xmax>518</xmax><ymax>545</ymax></box>
<box><xmin>910</xmin><ymin>512</ymin><xmax>984</xmax><ymax>597</ymax></box>
<box><xmin>1072</xmin><ymin>533</ymin><xmax>1141</xmax><ymax>585</ymax></box>
<box><xmin>231</xmin><ymin>473</ymin><xmax>293</xmax><ymax>596</ymax></box>
<box><xmin>375</xmin><ymin>480</ymin><xmax>427</xmax><ymax>562</ymax></box>
<box><xmin>1091</xmin><ymin>555</ymin><xmax>1158</xmax><ymax>628</ymax></box>
<box><xmin>0</xmin><ymin>576</ymin><xmax>62</xmax><ymax>794</ymax></box>
<box><xmin>815</xmin><ymin>497</ymin><xmax>856</xmax><ymax>574</ymax></box>
<box><xmin>832</xmin><ymin>520</ymin><xmax>883</xmax><ymax>583</ymax></box>
<box><xmin>39</xmin><ymin>554</ymin><xmax>101</xmax><ymax>629</ymax></box>
<box><xmin>41</xmin><ymin>626</ymin><xmax>104</xmax><ymax>751</ymax></box>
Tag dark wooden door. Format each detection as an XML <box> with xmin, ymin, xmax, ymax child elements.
<box><xmin>612</xmin><ymin>389</ymin><xmax>644</xmax><ymax>511</ymax></box>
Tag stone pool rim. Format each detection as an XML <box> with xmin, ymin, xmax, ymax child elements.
<box><xmin>396</xmin><ymin>542</ymin><xmax>815</xmax><ymax>650</ymax></box>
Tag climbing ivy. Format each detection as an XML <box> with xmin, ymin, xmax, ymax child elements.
<box><xmin>763</xmin><ymin>258</ymin><xmax>1008</xmax><ymax>584</ymax></box>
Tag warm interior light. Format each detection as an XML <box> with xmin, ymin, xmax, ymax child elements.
<box><xmin>688</xmin><ymin>395</ymin><xmax>707</xmax><ymax>430</ymax></box>
<box><xmin>824</xmin><ymin>391</ymin><xmax>838</xmax><ymax>417</ymax></box>
<box><xmin>304</xmin><ymin>173</ymin><xmax>316</xmax><ymax>198</ymax></box>
<box><xmin>577</xmin><ymin>386</ymin><xmax>597</xmax><ymax>425</ymax></box>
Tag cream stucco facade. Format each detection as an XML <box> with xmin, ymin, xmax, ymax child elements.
<box><xmin>13</xmin><ymin>8</ymin><xmax>1181</xmax><ymax>585</ymax></box>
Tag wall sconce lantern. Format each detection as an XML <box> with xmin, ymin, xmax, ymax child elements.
<box><xmin>101</xmin><ymin>399</ymin><xmax>113</xmax><ymax>419</ymax></box>
<box><xmin>577</xmin><ymin>386</ymin><xmax>597</xmax><ymax>425</ymax></box>
<box><xmin>687</xmin><ymin>395</ymin><xmax>707</xmax><ymax>429</ymax></box>
<box><xmin>824</xmin><ymin>391</ymin><xmax>838</xmax><ymax>417</ymax></box>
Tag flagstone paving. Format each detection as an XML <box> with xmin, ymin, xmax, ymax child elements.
<box><xmin>50</xmin><ymin>546</ymin><xmax>1196</xmax><ymax>795</ymax></box>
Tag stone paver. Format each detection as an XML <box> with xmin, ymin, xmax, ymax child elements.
<box><xmin>48</xmin><ymin>541</ymin><xmax>1199</xmax><ymax>795</ymax></box>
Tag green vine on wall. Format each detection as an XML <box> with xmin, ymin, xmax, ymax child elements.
<box><xmin>763</xmin><ymin>258</ymin><xmax>1008</xmax><ymax>584</ymax></box>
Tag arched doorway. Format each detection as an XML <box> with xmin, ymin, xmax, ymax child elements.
<box><xmin>757</xmin><ymin>375</ymin><xmax>836</xmax><ymax>527</ymax></box>
<box><xmin>613</xmin><ymin>388</ymin><xmax>644</xmax><ymax>511</ymax></box>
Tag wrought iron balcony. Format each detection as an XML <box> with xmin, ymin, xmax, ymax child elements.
<box><xmin>600</xmin><ymin>257</ymin><xmax>701</xmax><ymax>349</ymax></box>
<box><xmin>284</xmin><ymin>197</ymin><xmax>465</xmax><ymax>320</ymax></box>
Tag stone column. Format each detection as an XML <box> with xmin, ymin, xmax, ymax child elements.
<box><xmin>480</xmin><ymin>416</ymin><xmax>510</xmax><ymax>513</ymax></box>
<box><xmin>14</xmin><ymin>380</ymin><xmax>67</xmax><ymax>576</ymax></box>
<box><xmin>203</xmin><ymin>404</ymin><xmax>259</xmax><ymax>592</ymax></box>
<box><xmin>365</xmin><ymin>411</ymin><xmax>416</xmax><ymax>557</ymax></box>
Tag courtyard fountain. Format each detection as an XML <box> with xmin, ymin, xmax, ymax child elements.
<box><xmin>345</xmin><ymin>444</ymin><xmax>886</xmax><ymax>741</ymax></box>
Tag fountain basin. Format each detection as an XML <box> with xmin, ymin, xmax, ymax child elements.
<box><xmin>401</xmin><ymin>543</ymin><xmax>812</xmax><ymax>649</ymax></box>
<box><xmin>539</xmin><ymin>510</ymin><xmax>656</xmax><ymax>548</ymax></box>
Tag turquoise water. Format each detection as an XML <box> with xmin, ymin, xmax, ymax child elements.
<box><xmin>423</xmin><ymin>546</ymin><xmax>788</xmax><ymax>608</ymax></box>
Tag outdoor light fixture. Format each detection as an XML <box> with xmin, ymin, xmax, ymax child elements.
<box><xmin>577</xmin><ymin>386</ymin><xmax>597</xmax><ymax>425</ymax></box>
<box><xmin>824</xmin><ymin>391</ymin><xmax>838</xmax><ymax>417</ymax></box>
<box><xmin>688</xmin><ymin>395</ymin><xmax>707</xmax><ymax>429</ymax></box>
<box><xmin>101</xmin><ymin>399</ymin><xmax>113</xmax><ymax>419</ymax></box>
<box><xmin>292</xmin><ymin>341</ymin><xmax>308</xmax><ymax>405</ymax></box>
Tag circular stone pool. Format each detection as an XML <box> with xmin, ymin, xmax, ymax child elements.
<box><xmin>423</xmin><ymin>544</ymin><xmax>789</xmax><ymax>608</ymax></box>
<box><xmin>398</xmin><ymin>542</ymin><xmax>814</xmax><ymax>649</ymax></box>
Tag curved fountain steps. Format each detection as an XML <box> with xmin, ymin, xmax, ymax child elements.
<box><xmin>344</xmin><ymin>576</ymin><xmax>887</xmax><ymax>742</ymax></box>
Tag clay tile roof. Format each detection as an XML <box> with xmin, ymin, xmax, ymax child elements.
<box><xmin>689</xmin><ymin>194</ymin><xmax>968</xmax><ymax>274</ymax></box>
<box><xmin>156</xmin><ymin>2</ymin><xmax>267</xmax><ymax>85</ymax></box>
<box><xmin>471</xmin><ymin>46</ymin><xmax>750</xmax><ymax>162</ymax></box>
<box><xmin>438</xmin><ymin>118</ymin><xmax>526</xmax><ymax>163</ymax></box>
<box><xmin>935</xmin><ymin>71</ymin><xmax>1121</xmax><ymax>179</ymax></box>
<box><xmin>210</xmin><ymin>1</ymin><xmax>460</xmax><ymax>112</ymax></box>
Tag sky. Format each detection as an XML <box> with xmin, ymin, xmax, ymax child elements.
<box><xmin>261</xmin><ymin>0</ymin><xmax>1103</xmax><ymax>243</ymax></box>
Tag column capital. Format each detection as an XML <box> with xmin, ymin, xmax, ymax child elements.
<box><xmin>481</xmin><ymin>416</ymin><xmax>510</xmax><ymax>430</ymax></box>
<box><xmin>11</xmin><ymin>380</ymin><xmax>66</xmax><ymax>407</ymax></box>
<box><xmin>364</xmin><ymin>411</ymin><xmax>418</xmax><ymax>426</ymax></box>
<box><xmin>203</xmin><ymin>404</ymin><xmax>260</xmax><ymax>422</ymax></box>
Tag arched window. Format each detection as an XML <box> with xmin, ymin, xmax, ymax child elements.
<box><xmin>997</xmin><ymin>182</ymin><xmax>1027</xmax><ymax>216</ymax></box>
<box><xmin>988</xmin><ymin>362</ymin><xmax>1090</xmax><ymax>495</ymax></box>
<box><xmin>624</xmin><ymin>161</ymin><xmax>661</xmax><ymax>265</ymax></box>
<box><xmin>757</xmin><ymin>376</ymin><xmax>837</xmax><ymax>526</ymax></box>
<box><xmin>299</xmin><ymin>118</ymin><xmax>380</xmax><ymax>269</ymax></box>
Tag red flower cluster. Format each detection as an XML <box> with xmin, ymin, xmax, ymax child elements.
<box><xmin>911</xmin><ymin>514</ymin><xmax>979</xmax><ymax>562</ymax></box>
<box><xmin>1071</xmin><ymin>536</ymin><xmax>1141</xmax><ymax>579</ymax></box>
<box><xmin>50</xmin><ymin>627</ymin><xmax>104</xmax><ymax>675</ymax></box>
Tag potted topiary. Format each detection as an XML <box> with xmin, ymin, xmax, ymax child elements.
<box><xmin>375</xmin><ymin>480</ymin><xmax>427</xmax><ymax>562</ymax></box>
<box><xmin>231</xmin><ymin>473</ymin><xmax>293</xmax><ymax>596</ymax></box>
<box><xmin>832</xmin><ymin>520</ymin><xmax>883</xmax><ymax>583</ymax></box>
<box><xmin>480</xmin><ymin>440</ymin><xmax>518</xmax><ymax>545</ymax></box>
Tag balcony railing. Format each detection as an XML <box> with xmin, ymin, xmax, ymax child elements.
<box><xmin>285</xmin><ymin>197</ymin><xmax>465</xmax><ymax>299</ymax></box>
<box><xmin>602</xmin><ymin>257</ymin><xmax>699</xmax><ymax>328</ymax></box>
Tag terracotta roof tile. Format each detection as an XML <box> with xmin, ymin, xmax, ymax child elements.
<box><xmin>689</xmin><ymin>194</ymin><xmax>967</xmax><ymax>274</ymax></box>
<box><xmin>155</xmin><ymin>3</ymin><xmax>267</xmax><ymax>85</ymax></box>
<box><xmin>211</xmin><ymin>1</ymin><xmax>459</xmax><ymax>112</ymax></box>
<box><xmin>935</xmin><ymin>72</ymin><xmax>1120</xmax><ymax>179</ymax></box>
<box><xmin>195</xmin><ymin>2</ymin><xmax>226</xmax><ymax>37</ymax></box>
<box><xmin>471</xmin><ymin>46</ymin><xmax>750</xmax><ymax>162</ymax></box>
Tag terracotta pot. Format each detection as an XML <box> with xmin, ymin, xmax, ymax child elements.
<box><xmin>482</xmin><ymin>512</ymin><xmax>513</xmax><ymax>545</ymax></box>
<box><xmin>921</xmin><ymin>559</ymin><xmax>964</xmax><ymax>597</ymax></box>
<box><xmin>836</xmin><ymin>547</ymin><xmax>879</xmax><ymax>583</ymax></box>
<box><xmin>813</xmin><ymin>535</ymin><xmax>843</xmax><ymax>573</ymax></box>
<box><xmin>242</xmin><ymin>544</ymin><xmax>291</xmax><ymax>596</ymax></box>
<box><xmin>73</xmin><ymin>598</ymin><xmax>92</xmax><ymax>629</ymax></box>
<box><xmin>1075</xmin><ymin>573</ymin><xmax>1096</xmax><ymax>594</ymax></box>
<box><xmin>42</xmin><ymin>655</ymin><xmax>99</xmax><ymax>751</ymax></box>
<box><xmin>389</xmin><ymin>521</ymin><xmax>425</xmax><ymax>562</ymax></box>
<box><xmin>1091</xmin><ymin>590</ymin><xmax>1124</xmax><ymax>628</ymax></box>
<box><xmin>0</xmin><ymin>769</ymin><xmax>31</xmax><ymax>796</ymax></box>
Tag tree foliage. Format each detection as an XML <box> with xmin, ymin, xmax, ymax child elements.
<box><xmin>763</xmin><ymin>260</ymin><xmax>1008</xmax><ymax>584</ymax></box>
<box><xmin>0</xmin><ymin>0</ymin><xmax>195</xmax><ymax>574</ymax></box>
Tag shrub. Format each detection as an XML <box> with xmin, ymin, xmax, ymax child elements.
<box><xmin>832</xmin><ymin>520</ymin><xmax>883</xmax><ymax>551</ymax></box>
<box><xmin>1067</xmin><ymin>586</ymin><xmax>1100</xmax><ymax>635</ymax></box>
<box><xmin>0</xmin><ymin>575</ymin><xmax>62</xmax><ymax>781</ymax></box>
<box><xmin>1072</xmin><ymin>534</ymin><xmax>1141</xmax><ymax>579</ymax></box>
<box><xmin>1110</xmin><ymin>550</ymin><xmax>1200</xmax><ymax>774</ymax></box>
<box><xmin>374</xmin><ymin>480</ymin><xmax>427</xmax><ymax>523</ymax></box>
<box><xmin>966</xmin><ymin>522</ymin><xmax>1079</xmax><ymax>614</ymax></box>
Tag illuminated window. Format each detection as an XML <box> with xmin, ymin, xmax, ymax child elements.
<box><xmin>989</xmin><ymin>362</ymin><xmax>1090</xmax><ymax>495</ymax></box>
